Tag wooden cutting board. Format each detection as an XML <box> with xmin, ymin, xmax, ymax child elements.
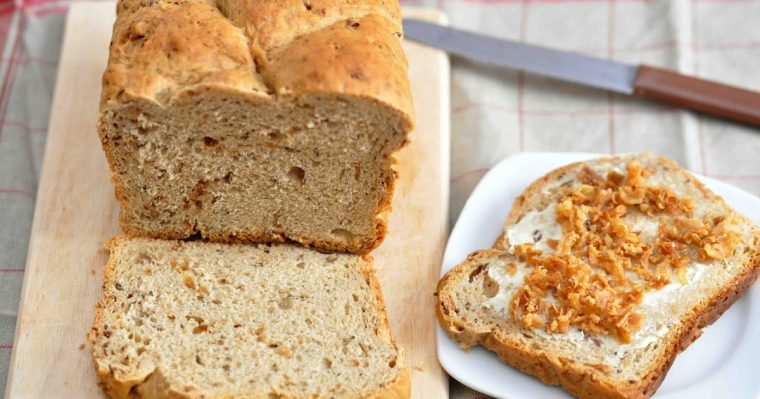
<box><xmin>4</xmin><ymin>3</ymin><xmax>450</xmax><ymax>398</ymax></box>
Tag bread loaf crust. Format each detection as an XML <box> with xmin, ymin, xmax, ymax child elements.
<box><xmin>440</xmin><ymin>154</ymin><xmax>760</xmax><ymax>399</ymax></box>
<box><xmin>99</xmin><ymin>0</ymin><xmax>414</xmax><ymax>254</ymax></box>
<box><xmin>101</xmin><ymin>0</ymin><xmax>413</xmax><ymax>118</ymax></box>
<box><xmin>90</xmin><ymin>366</ymin><xmax>410</xmax><ymax>399</ymax></box>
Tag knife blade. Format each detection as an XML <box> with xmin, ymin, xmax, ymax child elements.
<box><xmin>403</xmin><ymin>18</ymin><xmax>760</xmax><ymax>127</ymax></box>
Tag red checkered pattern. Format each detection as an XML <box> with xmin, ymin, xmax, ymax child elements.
<box><xmin>0</xmin><ymin>0</ymin><xmax>101</xmax><ymax>394</ymax></box>
<box><xmin>411</xmin><ymin>0</ymin><xmax>760</xmax><ymax>397</ymax></box>
<box><xmin>0</xmin><ymin>0</ymin><xmax>759</xmax><ymax>397</ymax></box>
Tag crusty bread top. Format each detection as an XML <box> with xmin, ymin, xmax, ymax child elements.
<box><xmin>102</xmin><ymin>0</ymin><xmax>413</xmax><ymax>126</ymax></box>
<box><xmin>89</xmin><ymin>237</ymin><xmax>408</xmax><ymax>399</ymax></box>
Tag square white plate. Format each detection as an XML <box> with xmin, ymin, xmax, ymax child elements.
<box><xmin>438</xmin><ymin>152</ymin><xmax>760</xmax><ymax>399</ymax></box>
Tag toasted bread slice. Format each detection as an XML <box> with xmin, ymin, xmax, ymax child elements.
<box><xmin>437</xmin><ymin>153</ymin><xmax>760</xmax><ymax>399</ymax></box>
<box><xmin>89</xmin><ymin>237</ymin><xmax>408</xmax><ymax>399</ymax></box>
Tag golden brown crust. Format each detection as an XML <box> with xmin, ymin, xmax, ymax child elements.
<box><xmin>102</xmin><ymin>1</ymin><xmax>267</xmax><ymax>108</ymax></box>
<box><xmin>360</xmin><ymin>255</ymin><xmax>410</xmax><ymax>399</ymax></box>
<box><xmin>633</xmin><ymin>247</ymin><xmax>760</xmax><ymax>398</ymax></box>
<box><xmin>445</xmin><ymin>153</ymin><xmax>760</xmax><ymax>399</ymax></box>
<box><xmin>100</xmin><ymin>0</ymin><xmax>412</xmax><ymax>255</ymax></box>
<box><xmin>365</xmin><ymin>367</ymin><xmax>411</xmax><ymax>399</ymax></box>
<box><xmin>103</xmin><ymin>0</ymin><xmax>413</xmax><ymax>120</ymax></box>
<box><xmin>265</xmin><ymin>13</ymin><xmax>413</xmax><ymax>121</ymax></box>
<box><xmin>216</xmin><ymin>0</ymin><xmax>402</xmax><ymax>54</ymax></box>
<box><xmin>88</xmin><ymin>237</ymin><xmax>137</xmax><ymax>399</ymax></box>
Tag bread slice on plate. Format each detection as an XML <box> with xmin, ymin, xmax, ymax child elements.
<box><xmin>437</xmin><ymin>153</ymin><xmax>760</xmax><ymax>399</ymax></box>
<box><xmin>89</xmin><ymin>237</ymin><xmax>408</xmax><ymax>399</ymax></box>
<box><xmin>98</xmin><ymin>0</ymin><xmax>414</xmax><ymax>254</ymax></box>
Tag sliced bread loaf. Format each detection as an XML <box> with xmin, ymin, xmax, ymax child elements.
<box><xmin>89</xmin><ymin>237</ymin><xmax>408</xmax><ymax>399</ymax></box>
<box><xmin>437</xmin><ymin>153</ymin><xmax>760</xmax><ymax>398</ymax></box>
<box><xmin>98</xmin><ymin>0</ymin><xmax>414</xmax><ymax>254</ymax></box>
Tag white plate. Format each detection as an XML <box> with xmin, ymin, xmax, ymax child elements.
<box><xmin>438</xmin><ymin>152</ymin><xmax>760</xmax><ymax>399</ymax></box>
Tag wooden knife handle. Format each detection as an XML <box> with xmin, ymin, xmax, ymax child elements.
<box><xmin>633</xmin><ymin>65</ymin><xmax>760</xmax><ymax>126</ymax></box>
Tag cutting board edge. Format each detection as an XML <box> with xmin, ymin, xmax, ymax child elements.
<box><xmin>5</xmin><ymin>4</ymin><xmax>104</xmax><ymax>398</ymax></box>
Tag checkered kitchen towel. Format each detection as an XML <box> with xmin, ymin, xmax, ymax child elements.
<box><xmin>1</xmin><ymin>0</ymin><xmax>759</xmax><ymax>397</ymax></box>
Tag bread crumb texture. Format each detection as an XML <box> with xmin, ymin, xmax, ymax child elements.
<box><xmin>89</xmin><ymin>237</ymin><xmax>408</xmax><ymax>399</ymax></box>
<box><xmin>98</xmin><ymin>0</ymin><xmax>414</xmax><ymax>254</ymax></box>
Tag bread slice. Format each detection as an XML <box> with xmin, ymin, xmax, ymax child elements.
<box><xmin>98</xmin><ymin>0</ymin><xmax>414</xmax><ymax>254</ymax></box>
<box><xmin>437</xmin><ymin>153</ymin><xmax>760</xmax><ymax>399</ymax></box>
<box><xmin>89</xmin><ymin>237</ymin><xmax>408</xmax><ymax>399</ymax></box>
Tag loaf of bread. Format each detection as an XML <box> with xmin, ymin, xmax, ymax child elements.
<box><xmin>98</xmin><ymin>0</ymin><xmax>414</xmax><ymax>254</ymax></box>
<box><xmin>437</xmin><ymin>154</ymin><xmax>760</xmax><ymax>399</ymax></box>
<box><xmin>89</xmin><ymin>236</ymin><xmax>408</xmax><ymax>398</ymax></box>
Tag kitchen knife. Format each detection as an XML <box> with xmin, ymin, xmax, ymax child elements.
<box><xmin>403</xmin><ymin>18</ymin><xmax>760</xmax><ymax>127</ymax></box>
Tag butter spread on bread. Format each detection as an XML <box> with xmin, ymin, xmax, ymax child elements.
<box><xmin>437</xmin><ymin>153</ymin><xmax>760</xmax><ymax>399</ymax></box>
